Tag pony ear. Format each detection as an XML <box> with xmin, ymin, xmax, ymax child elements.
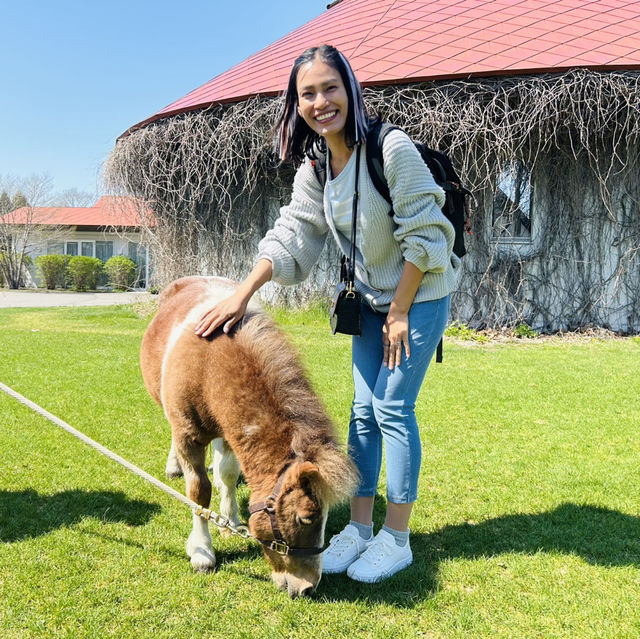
<box><xmin>297</xmin><ymin>461</ymin><xmax>320</xmax><ymax>480</ymax></box>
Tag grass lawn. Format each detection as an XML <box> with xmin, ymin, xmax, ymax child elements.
<box><xmin>1</xmin><ymin>303</ymin><xmax>639</xmax><ymax>639</ymax></box>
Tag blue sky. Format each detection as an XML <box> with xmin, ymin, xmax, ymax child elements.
<box><xmin>0</xmin><ymin>1</ymin><xmax>327</xmax><ymax>198</ymax></box>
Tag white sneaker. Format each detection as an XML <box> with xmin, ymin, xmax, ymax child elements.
<box><xmin>346</xmin><ymin>529</ymin><xmax>412</xmax><ymax>583</ymax></box>
<box><xmin>322</xmin><ymin>524</ymin><xmax>372</xmax><ymax>574</ymax></box>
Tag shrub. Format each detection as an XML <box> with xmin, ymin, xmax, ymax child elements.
<box><xmin>514</xmin><ymin>322</ymin><xmax>539</xmax><ymax>338</ymax></box>
<box><xmin>35</xmin><ymin>254</ymin><xmax>69</xmax><ymax>290</ymax></box>
<box><xmin>1</xmin><ymin>252</ymin><xmax>34</xmax><ymax>288</ymax></box>
<box><xmin>103</xmin><ymin>255</ymin><xmax>137</xmax><ymax>291</ymax></box>
<box><xmin>444</xmin><ymin>321</ymin><xmax>490</xmax><ymax>342</ymax></box>
<box><xmin>67</xmin><ymin>256</ymin><xmax>103</xmax><ymax>291</ymax></box>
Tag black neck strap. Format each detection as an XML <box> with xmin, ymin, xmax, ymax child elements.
<box><xmin>346</xmin><ymin>144</ymin><xmax>361</xmax><ymax>288</ymax></box>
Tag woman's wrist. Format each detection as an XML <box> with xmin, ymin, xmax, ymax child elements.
<box><xmin>389</xmin><ymin>300</ymin><xmax>411</xmax><ymax>315</ymax></box>
<box><xmin>390</xmin><ymin>261</ymin><xmax>423</xmax><ymax>315</ymax></box>
<box><xmin>238</xmin><ymin>258</ymin><xmax>272</xmax><ymax>300</ymax></box>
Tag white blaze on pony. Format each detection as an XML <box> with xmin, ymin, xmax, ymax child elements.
<box><xmin>140</xmin><ymin>276</ymin><xmax>357</xmax><ymax>597</ymax></box>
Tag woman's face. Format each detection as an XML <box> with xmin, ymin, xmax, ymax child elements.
<box><xmin>296</xmin><ymin>57</ymin><xmax>349</xmax><ymax>146</ymax></box>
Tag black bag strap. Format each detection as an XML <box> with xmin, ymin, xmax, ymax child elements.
<box><xmin>311</xmin><ymin>154</ymin><xmax>327</xmax><ymax>189</ymax></box>
<box><xmin>336</xmin><ymin>144</ymin><xmax>361</xmax><ymax>289</ymax></box>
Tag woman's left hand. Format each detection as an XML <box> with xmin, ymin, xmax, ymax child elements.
<box><xmin>383</xmin><ymin>308</ymin><xmax>410</xmax><ymax>370</ymax></box>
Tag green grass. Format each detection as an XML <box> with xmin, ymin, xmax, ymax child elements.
<box><xmin>1</xmin><ymin>304</ymin><xmax>639</xmax><ymax>638</ymax></box>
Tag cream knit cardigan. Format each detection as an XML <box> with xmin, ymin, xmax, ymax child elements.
<box><xmin>257</xmin><ymin>128</ymin><xmax>460</xmax><ymax>312</ymax></box>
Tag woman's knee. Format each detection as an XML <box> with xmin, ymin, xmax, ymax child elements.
<box><xmin>350</xmin><ymin>394</ymin><xmax>376</xmax><ymax>424</ymax></box>
<box><xmin>370</xmin><ymin>394</ymin><xmax>409</xmax><ymax>428</ymax></box>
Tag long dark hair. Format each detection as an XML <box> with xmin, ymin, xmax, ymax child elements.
<box><xmin>275</xmin><ymin>44</ymin><xmax>371</xmax><ymax>164</ymax></box>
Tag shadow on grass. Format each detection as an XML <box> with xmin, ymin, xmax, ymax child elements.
<box><xmin>318</xmin><ymin>501</ymin><xmax>640</xmax><ymax>606</ymax></box>
<box><xmin>6</xmin><ymin>489</ymin><xmax>639</xmax><ymax>603</ymax></box>
<box><xmin>0</xmin><ymin>489</ymin><xmax>161</xmax><ymax>542</ymax></box>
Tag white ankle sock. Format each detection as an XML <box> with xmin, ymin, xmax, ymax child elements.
<box><xmin>349</xmin><ymin>520</ymin><xmax>373</xmax><ymax>540</ymax></box>
<box><xmin>382</xmin><ymin>525</ymin><xmax>409</xmax><ymax>546</ymax></box>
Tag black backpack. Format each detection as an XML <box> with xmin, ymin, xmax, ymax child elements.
<box><xmin>312</xmin><ymin>120</ymin><xmax>471</xmax><ymax>259</ymax></box>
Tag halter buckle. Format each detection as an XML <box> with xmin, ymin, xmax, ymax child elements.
<box><xmin>269</xmin><ymin>540</ymin><xmax>290</xmax><ymax>555</ymax></box>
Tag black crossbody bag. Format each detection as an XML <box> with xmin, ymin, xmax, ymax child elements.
<box><xmin>330</xmin><ymin>145</ymin><xmax>363</xmax><ymax>336</ymax></box>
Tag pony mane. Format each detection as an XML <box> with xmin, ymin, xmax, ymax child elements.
<box><xmin>234</xmin><ymin>313</ymin><xmax>359</xmax><ymax>504</ymax></box>
<box><xmin>236</xmin><ymin>313</ymin><xmax>332</xmax><ymax>443</ymax></box>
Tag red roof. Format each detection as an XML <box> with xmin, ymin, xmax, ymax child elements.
<box><xmin>3</xmin><ymin>196</ymin><xmax>153</xmax><ymax>227</ymax></box>
<box><xmin>127</xmin><ymin>0</ymin><xmax>640</xmax><ymax>134</ymax></box>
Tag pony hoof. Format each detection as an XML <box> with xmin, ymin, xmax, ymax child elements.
<box><xmin>190</xmin><ymin>548</ymin><xmax>216</xmax><ymax>572</ymax></box>
<box><xmin>165</xmin><ymin>466</ymin><xmax>183</xmax><ymax>479</ymax></box>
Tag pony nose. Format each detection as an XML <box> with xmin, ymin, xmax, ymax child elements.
<box><xmin>299</xmin><ymin>585</ymin><xmax>315</xmax><ymax>598</ymax></box>
<box><xmin>287</xmin><ymin>582</ymin><xmax>317</xmax><ymax>598</ymax></box>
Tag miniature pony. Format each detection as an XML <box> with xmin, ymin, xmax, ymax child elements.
<box><xmin>140</xmin><ymin>276</ymin><xmax>357</xmax><ymax>597</ymax></box>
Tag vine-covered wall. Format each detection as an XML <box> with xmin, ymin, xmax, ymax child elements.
<box><xmin>104</xmin><ymin>70</ymin><xmax>640</xmax><ymax>331</ymax></box>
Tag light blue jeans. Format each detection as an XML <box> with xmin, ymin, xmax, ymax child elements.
<box><xmin>347</xmin><ymin>295</ymin><xmax>450</xmax><ymax>503</ymax></box>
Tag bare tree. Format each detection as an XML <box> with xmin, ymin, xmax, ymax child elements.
<box><xmin>105</xmin><ymin>69</ymin><xmax>640</xmax><ymax>330</ymax></box>
<box><xmin>52</xmin><ymin>187</ymin><xmax>95</xmax><ymax>207</ymax></box>
<box><xmin>0</xmin><ymin>174</ymin><xmax>54</xmax><ymax>289</ymax></box>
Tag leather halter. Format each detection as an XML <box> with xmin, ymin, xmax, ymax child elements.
<box><xmin>248</xmin><ymin>463</ymin><xmax>324</xmax><ymax>557</ymax></box>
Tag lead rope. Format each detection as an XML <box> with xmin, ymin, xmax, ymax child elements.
<box><xmin>0</xmin><ymin>381</ymin><xmax>252</xmax><ymax>541</ymax></box>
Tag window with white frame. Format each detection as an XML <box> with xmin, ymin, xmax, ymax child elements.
<box><xmin>492</xmin><ymin>161</ymin><xmax>532</xmax><ymax>242</ymax></box>
<box><xmin>66</xmin><ymin>241</ymin><xmax>78</xmax><ymax>256</ymax></box>
<box><xmin>81</xmin><ymin>241</ymin><xmax>94</xmax><ymax>257</ymax></box>
<box><xmin>95</xmin><ymin>240</ymin><xmax>113</xmax><ymax>262</ymax></box>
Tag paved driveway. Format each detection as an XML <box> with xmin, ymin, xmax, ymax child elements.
<box><xmin>0</xmin><ymin>289</ymin><xmax>155</xmax><ymax>308</ymax></box>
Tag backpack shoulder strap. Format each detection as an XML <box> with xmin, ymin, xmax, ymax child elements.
<box><xmin>365</xmin><ymin>121</ymin><xmax>401</xmax><ymax>207</ymax></box>
<box><xmin>311</xmin><ymin>153</ymin><xmax>328</xmax><ymax>189</ymax></box>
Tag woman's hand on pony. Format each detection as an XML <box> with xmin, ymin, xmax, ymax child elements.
<box><xmin>194</xmin><ymin>291</ymin><xmax>248</xmax><ymax>337</ymax></box>
<box><xmin>195</xmin><ymin>259</ymin><xmax>273</xmax><ymax>338</ymax></box>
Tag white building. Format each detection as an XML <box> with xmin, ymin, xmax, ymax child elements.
<box><xmin>5</xmin><ymin>196</ymin><xmax>152</xmax><ymax>288</ymax></box>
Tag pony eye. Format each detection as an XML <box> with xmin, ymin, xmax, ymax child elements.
<box><xmin>296</xmin><ymin>514</ymin><xmax>315</xmax><ymax>526</ymax></box>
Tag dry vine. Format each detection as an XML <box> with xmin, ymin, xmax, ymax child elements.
<box><xmin>104</xmin><ymin>69</ymin><xmax>640</xmax><ymax>331</ymax></box>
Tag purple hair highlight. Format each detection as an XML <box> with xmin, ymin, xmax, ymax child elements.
<box><xmin>337</xmin><ymin>51</ymin><xmax>367</xmax><ymax>144</ymax></box>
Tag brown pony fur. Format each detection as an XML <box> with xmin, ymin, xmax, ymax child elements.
<box><xmin>140</xmin><ymin>276</ymin><xmax>357</xmax><ymax>596</ymax></box>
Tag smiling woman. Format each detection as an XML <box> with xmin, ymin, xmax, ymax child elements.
<box><xmin>295</xmin><ymin>60</ymin><xmax>349</xmax><ymax>156</ymax></box>
<box><xmin>274</xmin><ymin>44</ymin><xmax>369</xmax><ymax>168</ymax></box>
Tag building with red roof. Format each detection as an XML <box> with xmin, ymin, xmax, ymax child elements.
<box><xmin>2</xmin><ymin>196</ymin><xmax>152</xmax><ymax>288</ymax></box>
<box><xmin>6</xmin><ymin>196</ymin><xmax>152</xmax><ymax>229</ymax></box>
<box><xmin>125</xmin><ymin>0</ymin><xmax>640</xmax><ymax>134</ymax></box>
<box><xmin>109</xmin><ymin>0</ymin><xmax>640</xmax><ymax>331</ymax></box>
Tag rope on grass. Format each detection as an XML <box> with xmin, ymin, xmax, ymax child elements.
<box><xmin>0</xmin><ymin>380</ymin><xmax>251</xmax><ymax>538</ymax></box>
